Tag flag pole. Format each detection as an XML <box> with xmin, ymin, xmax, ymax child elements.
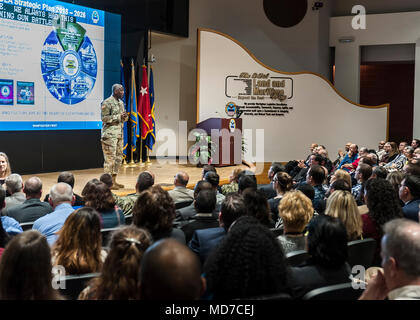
<box><xmin>128</xmin><ymin>58</ymin><xmax>138</xmax><ymax>168</ymax></box>
<box><xmin>139</xmin><ymin>138</ymin><xmax>145</xmax><ymax>167</ymax></box>
<box><xmin>146</xmin><ymin>148</ymin><xmax>151</xmax><ymax>164</ymax></box>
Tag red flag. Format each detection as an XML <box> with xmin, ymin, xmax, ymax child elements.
<box><xmin>138</xmin><ymin>65</ymin><xmax>153</xmax><ymax>139</ymax></box>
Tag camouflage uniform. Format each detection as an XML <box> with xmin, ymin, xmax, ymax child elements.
<box><xmin>101</xmin><ymin>95</ymin><xmax>125</xmax><ymax>175</ymax></box>
<box><xmin>221</xmin><ymin>182</ymin><xmax>238</xmax><ymax>195</ymax></box>
<box><xmin>114</xmin><ymin>193</ymin><xmax>139</xmax><ymax>216</ymax></box>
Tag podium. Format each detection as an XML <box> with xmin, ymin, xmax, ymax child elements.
<box><xmin>196</xmin><ymin>118</ymin><xmax>242</xmax><ymax>167</ymax></box>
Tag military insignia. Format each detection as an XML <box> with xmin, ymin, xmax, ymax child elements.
<box><xmin>225</xmin><ymin>102</ymin><xmax>237</xmax><ymax>117</ymax></box>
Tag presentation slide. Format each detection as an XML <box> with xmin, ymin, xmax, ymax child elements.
<box><xmin>0</xmin><ymin>0</ymin><xmax>106</xmax><ymax>131</ymax></box>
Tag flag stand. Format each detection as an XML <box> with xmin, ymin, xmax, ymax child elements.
<box><xmin>128</xmin><ymin>147</ymin><xmax>137</xmax><ymax>167</ymax></box>
<box><xmin>146</xmin><ymin>148</ymin><xmax>151</xmax><ymax>164</ymax></box>
<box><xmin>139</xmin><ymin>139</ymin><xmax>145</xmax><ymax>167</ymax></box>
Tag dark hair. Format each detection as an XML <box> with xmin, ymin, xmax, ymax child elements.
<box><xmin>0</xmin><ymin>230</ymin><xmax>60</xmax><ymax>299</ymax></box>
<box><xmin>204</xmin><ymin>216</ymin><xmax>288</xmax><ymax>299</ymax></box>
<box><xmin>100</xmin><ymin>173</ymin><xmax>113</xmax><ymax>189</ymax></box>
<box><xmin>412</xmin><ymin>139</ymin><xmax>420</xmax><ymax>149</ymax></box>
<box><xmin>132</xmin><ymin>185</ymin><xmax>175</xmax><ymax>240</ymax></box>
<box><xmin>296</xmin><ymin>183</ymin><xmax>315</xmax><ymax>201</ymax></box>
<box><xmin>307</xmin><ymin>215</ymin><xmax>348</xmax><ymax>269</ymax></box>
<box><xmin>313</xmin><ymin>154</ymin><xmax>325</xmax><ymax>166</ymax></box>
<box><xmin>404</xmin><ymin>174</ymin><xmax>420</xmax><ymax>199</ymax></box>
<box><xmin>193</xmin><ymin>180</ymin><xmax>213</xmax><ymax>198</ymax></box>
<box><xmin>0</xmin><ymin>189</ymin><xmax>10</xmax><ymax>248</ymax></box>
<box><xmin>204</xmin><ymin>171</ymin><xmax>220</xmax><ymax>188</ymax></box>
<box><xmin>242</xmin><ymin>188</ymin><xmax>273</xmax><ymax>227</ymax></box>
<box><xmin>358</xmin><ymin>163</ymin><xmax>372</xmax><ymax>181</ymax></box>
<box><xmin>83</xmin><ymin>226</ymin><xmax>152</xmax><ymax>300</ymax></box>
<box><xmin>0</xmin><ymin>187</ymin><xmax>5</xmax><ymax>208</ymax></box>
<box><xmin>359</xmin><ymin>156</ymin><xmax>375</xmax><ymax>166</ymax></box>
<box><xmin>372</xmin><ymin>166</ymin><xmax>388</xmax><ymax>179</ymax></box>
<box><xmin>274</xmin><ymin>172</ymin><xmax>293</xmax><ymax>193</ymax></box>
<box><xmin>202</xmin><ymin>165</ymin><xmax>216</xmax><ymax>178</ymax></box>
<box><xmin>404</xmin><ymin>162</ymin><xmax>420</xmax><ymax>177</ymax></box>
<box><xmin>270</xmin><ymin>162</ymin><xmax>286</xmax><ymax>175</ymax></box>
<box><xmin>220</xmin><ymin>193</ymin><xmax>247</xmax><ymax>231</ymax></box>
<box><xmin>82</xmin><ymin>180</ymin><xmax>116</xmax><ymax>212</ymax></box>
<box><xmin>308</xmin><ymin>165</ymin><xmax>325</xmax><ymax>185</ymax></box>
<box><xmin>194</xmin><ymin>190</ymin><xmax>216</xmax><ymax>213</ymax></box>
<box><xmin>330</xmin><ymin>179</ymin><xmax>351</xmax><ymax>192</ymax></box>
<box><xmin>365</xmin><ymin>178</ymin><xmax>403</xmax><ymax>234</ymax></box>
<box><xmin>58</xmin><ymin>172</ymin><xmax>75</xmax><ymax>188</ymax></box>
<box><xmin>238</xmin><ymin>174</ymin><xmax>257</xmax><ymax>193</ymax></box>
<box><xmin>137</xmin><ymin>172</ymin><xmax>154</xmax><ymax>192</ymax></box>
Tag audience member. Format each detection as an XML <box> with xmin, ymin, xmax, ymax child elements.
<box><xmin>133</xmin><ymin>185</ymin><xmax>185</xmax><ymax>244</ymax></box>
<box><xmin>258</xmin><ymin>162</ymin><xmax>285</xmax><ymax>200</ymax></box>
<box><xmin>411</xmin><ymin>139</ymin><xmax>420</xmax><ymax>150</ymax></box>
<box><xmin>387</xmin><ymin>171</ymin><xmax>405</xmax><ymax>205</ymax></box>
<box><xmin>189</xmin><ymin>193</ymin><xmax>247</xmax><ymax>265</ymax></box>
<box><xmin>306</xmin><ymin>165</ymin><xmax>326</xmax><ymax>214</ymax></box>
<box><xmin>402</xmin><ymin>146</ymin><xmax>415</xmax><ymax>166</ymax></box>
<box><xmin>399</xmin><ymin>175</ymin><xmax>420</xmax><ymax>222</ymax></box>
<box><xmin>352</xmin><ymin>163</ymin><xmax>372</xmax><ymax>205</ymax></box>
<box><xmin>82</xmin><ymin>180</ymin><xmax>125</xmax><ymax>228</ymax></box>
<box><xmin>268</xmin><ymin>172</ymin><xmax>293</xmax><ymax>222</ymax></box>
<box><xmin>221</xmin><ymin>168</ymin><xmax>241</xmax><ymax>195</ymax></box>
<box><xmin>168</xmin><ymin>171</ymin><xmax>194</xmax><ymax>204</ymax></box>
<box><xmin>289</xmin><ymin>215</ymin><xmax>351</xmax><ymax>299</ymax></box>
<box><xmin>32</xmin><ymin>182</ymin><xmax>75</xmax><ymax>245</ymax></box>
<box><xmin>204</xmin><ymin>216</ymin><xmax>289</xmax><ymax>299</ymax></box>
<box><xmin>204</xmin><ymin>171</ymin><xmax>225</xmax><ymax>205</ymax></box>
<box><xmin>376</xmin><ymin>140</ymin><xmax>386</xmax><ymax>161</ymax></box>
<box><xmin>325</xmin><ymin>190</ymin><xmax>363</xmax><ymax>241</ymax></box>
<box><xmin>3</xmin><ymin>174</ymin><xmax>25</xmax><ymax>210</ymax></box>
<box><xmin>181</xmin><ymin>190</ymin><xmax>219</xmax><ymax>243</ymax></box>
<box><xmin>380</xmin><ymin>142</ymin><xmax>399</xmax><ymax>166</ymax></box>
<box><xmin>140</xmin><ymin>238</ymin><xmax>205</xmax><ymax>299</ymax></box>
<box><xmin>0</xmin><ymin>230</ymin><xmax>61</xmax><ymax>299</ymax></box>
<box><xmin>0</xmin><ymin>188</ymin><xmax>23</xmax><ymax>235</ymax></box>
<box><xmin>277</xmin><ymin>191</ymin><xmax>313</xmax><ymax>254</ymax></box>
<box><xmin>5</xmin><ymin>177</ymin><xmax>53</xmax><ymax>223</ymax></box>
<box><xmin>242</xmin><ymin>188</ymin><xmax>274</xmax><ymax>227</ymax></box>
<box><xmin>0</xmin><ymin>152</ymin><xmax>11</xmax><ymax>187</ymax></box>
<box><xmin>237</xmin><ymin>171</ymin><xmax>257</xmax><ymax>193</ymax></box>
<box><xmin>79</xmin><ymin>226</ymin><xmax>152</xmax><ymax>300</ymax></box>
<box><xmin>360</xmin><ymin>219</ymin><xmax>420</xmax><ymax>300</ymax></box>
<box><xmin>43</xmin><ymin>172</ymin><xmax>84</xmax><ymax>207</ymax></box>
<box><xmin>0</xmin><ymin>217</ymin><xmax>10</xmax><ymax>259</ymax></box>
<box><xmin>371</xmin><ymin>166</ymin><xmax>388</xmax><ymax>179</ymax></box>
<box><xmin>99</xmin><ymin>173</ymin><xmax>113</xmax><ymax>189</ymax></box>
<box><xmin>115</xmin><ymin>171</ymin><xmax>154</xmax><ymax>216</ymax></box>
<box><xmin>329</xmin><ymin>169</ymin><xmax>352</xmax><ymax>189</ymax></box>
<box><xmin>52</xmin><ymin>207</ymin><xmax>105</xmax><ymax>275</ymax></box>
<box><xmin>338</xmin><ymin>144</ymin><xmax>358</xmax><ymax>172</ymax></box>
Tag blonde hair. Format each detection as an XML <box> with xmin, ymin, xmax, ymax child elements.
<box><xmin>325</xmin><ymin>190</ymin><xmax>363</xmax><ymax>241</ymax></box>
<box><xmin>278</xmin><ymin>191</ymin><xmax>313</xmax><ymax>232</ymax></box>
<box><xmin>0</xmin><ymin>152</ymin><xmax>11</xmax><ymax>178</ymax></box>
<box><xmin>332</xmin><ymin>169</ymin><xmax>352</xmax><ymax>188</ymax></box>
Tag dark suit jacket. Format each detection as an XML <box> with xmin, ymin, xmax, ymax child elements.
<box><xmin>181</xmin><ymin>213</ymin><xmax>220</xmax><ymax>244</ymax></box>
<box><xmin>5</xmin><ymin>198</ymin><xmax>53</xmax><ymax>223</ymax></box>
<box><xmin>403</xmin><ymin>199</ymin><xmax>420</xmax><ymax>222</ymax></box>
<box><xmin>268</xmin><ymin>197</ymin><xmax>281</xmax><ymax>222</ymax></box>
<box><xmin>258</xmin><ymin>183</ymin><xmax>276</xmax><ymax>200</ymax></box>
<box><xmin>175</xmin><ymin>204</ymin><xmax>220</xmax><ymax>227</ymax></box>
<box><xmin>189</xmin><ymin>227</ymin><xmax>226</xmax><ymax>265</ymax></box>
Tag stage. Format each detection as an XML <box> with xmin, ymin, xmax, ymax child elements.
<box><xmin>21</xmin><ymin>160</ymin><xmax>271</xmax><ymax>198</ymax></box>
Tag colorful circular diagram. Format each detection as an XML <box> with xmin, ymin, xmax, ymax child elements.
<box><xmin>41</xmin><ymin>21</ymin><xmax>97</xmax><ymax>105</ymax></box>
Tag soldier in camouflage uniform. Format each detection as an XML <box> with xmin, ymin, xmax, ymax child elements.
<box><xmin>101</xmin><ymin>84</ymin><xmax>128</xmax><ymax>190</ymax></box>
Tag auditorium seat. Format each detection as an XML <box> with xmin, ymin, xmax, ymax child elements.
<box><xmin>58</xmin><ymin>273</ymin><xmax>100</xmax><ymax>300</ymax></box>
<box><xmin>175</xmin><ymin>200</ymin><xmax>194</xmax><ymax>210</ymax></box>
<box><xmin>286</xmin><ymin>250</ymin><xmax>310</xmax><ymax>267</ymax></box>
<box><xmin>19</xmin><ymin>222</ymin><xmax>34</xmax><ymax>231</ymax></box>
<box><xmin>302</xmin><ymin>282</ymin><xmax>362</xmax><ymax>300</ymax></box>
<box><xmin>347</xmin><ymin>238</ymin><xmax>376</xmax><ymax>269</ymax></box>
<box><xmin>101</xmin><ymin>227</ymin><xmax>121</xmax><ymax>247</ymax></box>
<box><xmin>125</xmin><ymin>214</ymin><xmax>133</xmax><ymax>225</ymax></box>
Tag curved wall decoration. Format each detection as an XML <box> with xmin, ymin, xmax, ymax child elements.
<box><xmin>196</xmin><ymin>28</ymin><xmax>389</xmax><ymax>162</ymax></box>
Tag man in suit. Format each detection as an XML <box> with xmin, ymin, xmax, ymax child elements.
<box><xmin>188</xmin><ymin>193</ymin><xmax>247</xmax><ymax>265</ymax></box>
<box><xmin>3</xmin><ymin>174</ymin><xmax>25</xmax><ymax>210</ymax></box>
<box><xmin>399</xmin><ymin>174</ymin><xmax>420</xmax><ymax>222</ymax></box>
<box><xmin>5</xmin><ymin>177</ymin><xmax>53</xmax><ymax>223</ymax></box>
<box><xmin>168</xmin><ymin>171</ymin><xmax>194</xmax><ymax>204</ymax></box>
<box><xmin>258</xmin><ymin>162</ymin><xmax>285</xmax><ymax>200</ymax></box>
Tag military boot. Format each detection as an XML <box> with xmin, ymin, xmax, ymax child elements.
<box><xmin>112</xmin><ymin>174</ymin><xmax>125</xmax><ymax>189</ymax></box>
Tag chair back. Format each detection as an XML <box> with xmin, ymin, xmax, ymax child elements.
<box><xmin>175</xmin><ymin>200</ymin><xmax>193</xmax><ymax>210</ymax></box>
<box><xmin>302</xmin><ymin>282</ymin><xmax>362</xmax><ymax>300</ymax></box>
<box><xmin>19</xmin><ymin>221</ymin><xmax>34</xmax><ymax>231</ymax></box>
<box><xmin>101</xmin><ymin>227</ymin><xmax>120</xmax><ymax>246</ymax></box>
<box><xmin>125</xmin><ymin>214</ymin><xmax>133</xmax><ymax>225</ymax></box>
<box><xmin>286</xmin><ymin>250</ymin><xmax>310</xmax><ymax>267</ymax></box>
<box><xmin>58</xmin><ymin>273</ymin><xmax>100</xmax><ymax>300</ymax></box>
<box><xmin>236</xmin><ymin>292</ymin><xmax>292</xmax><ymax>300</ymax></box>
<box><xmin>347</xmin><ymin>238</ymin><xmax>376</xmax><ymax>269</ymax></box>
<box><xmin>270</xmin><ymin>227</ymin><xmax>284</xmax><ymax>237</ymax></box>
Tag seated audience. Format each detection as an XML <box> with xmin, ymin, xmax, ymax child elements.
<box><xmin>387</xmin><ymin>171</ymin><xmax>405</xmax><ymax>205</ymax></box>
<box><xmin>181</xmin><ymin>190</ymin><xmax>219</xmax><ymax>243</ymax></box>
<box><xmin>52</xmin><ymin>207</ymin><xmax>105</xmax><ymax>275</ymax></box>
<box><xmin>268</xmin><ymin>172</ymin><xmax>293</xmax><ymax>222</ymax></box>
<box><xmin>0</xmin><ymin>188</ymin><xmax>22</xmax><ymax>235</ymax></box>
<box><xmin>402</xmin><ymin>146</ymin><xmax>415</xmax><ymax>165</ymax></box>
<box><xmin>398</xmin><ymin>174</ymin><xmax>420</xmax><ymax>222</ymax></box>
<box><xmin>189</xmin><ymin>193</ymin><xmax>247</xmax><ymax>265</ymax></box>
<box><xmin>204</xmin><ymin>216</ymin><xmax>289</xmax><ymax>299</ymax></box>
<box><xmin>376</xmin><ymin>140</ymin><xmax>386</xmax><ymax>161</ymax></box>
<box><xmin>221</xmin><ymin>168</ymin><xmax>241</xmax><ymax>195</ymax></box>
<box><xmin>371</xmin><ymin>166</ymin><xmax>388</xmax><ymax>179</ymax></box>
<box><xmin>379</xmin><ymin>142</ymin><xmax>399</xmax><ymax>166</ymax></box>
<box><xmin>0</xmin><ymin>152</ymin><xmax>11</xmax><ymax>187</ymax></box>
<box><xmin>133</xmin><ymin>185</ymin><xmax>185</xmax><ymax>244</ymax></box>
<box><xmin>305</xmin><ymin>165</ymin><xmax>326</xmax><ymax>214</ymax></box>
<box><xmin>0</xmin><ymin>230</ymin><xmax>61</xmax><ymax>299</ymax></box>
<box><xmin>360</xmin><ymin>219</ymin><xmax>420</xmax><ymax>300</ymax></box>
<box><xmin>79</xmin><ymin>226</ymin><xmax>152</xmax><ymax>300</ymax></box>
<box><xmin>5</xmin><ymin>176</ymin><xmax>53</xmax><ymax>223</ymax></box>
<box><xmin>237</xmin><ymin>171</ymin><xmax>257</xmax><ymax>193</ymax></box>
<box><xmin>242</xmin><ymin>188</ymin><xmax>274</xmax><ymax>227</ymax></box>
<box><xmin>325</xmin><ymin>190</ymin><xmax>363</xmax><ymax>241</ymax></box>
<box><xmin>99</xmin><ymin>173</ymin><xmax>113</xmax><ymax>189</ymax></box>
<box><xmin>0</xmin><ymin>217</ymin><xmax>10</xmax><ymax>259</ymax></box>
<box><xmin>32</xmin><ymin>182</ymin><xmax>75</xmax><ymax>245</ymax></box>
<box><xmin>258</xmin><ymin>162</ymin><xmax>285</xmax><ymax>200</ymax></box>
<box><xmin>3</xmin><ymin>174</ymin><xmax>25</xmax><ymax>210</ymax></box>
<box><xmin>43</xmin><ymin>172</ymin><xmax>84</xmax><ymax>207</ymax></box>
<box><xmin>277</xmin><ymin>191</ymin><xmax>313</xmax><ymax>254</ymax></box>
<box><xmin>337</xmin><ymin>144</ymin><xmax>358</xmax><ymax>172</ymax></box>
<box><xmin>168</xmin><ymin>171</ymin><xmax>194</xmax><ymax>204</ymax></box>
<box><xmin>115</xmin><ymin>171</ymin><xmax>154</xmax><ymax>216</ymax></box>
<box><xmin>352</xmin><ymin>163</ymin><xmax>372</xmax><ymax>205</ymax></box>
<box><xmin>329</xmin><ymin>169</ymin><xmax>352</xmax><ymax>188</ymax></box>
<box><xmin>403</xmin><ymin>162</ymin><xmax>420</xmax><ymax>177</ymax></box>
<box><xmin>82</xmin><ymin>180</ymin><xmax>125</xmax><ymax>228</ymax></box>
<box><xmin>204</xmin><ymin>171</ymin><xmax>225</xmax><ymax>206</ymax></box>
<box><xmin>288</xmin><ymin>215</ymin><xmax>351</xmax><ymax>299</ymax></box>
<box><xmin>140</xmin><ymin>238</ymin><xmax>205</xmax><ymax>299</ymax></box>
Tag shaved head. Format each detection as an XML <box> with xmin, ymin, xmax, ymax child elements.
<box><xmin>140</xmin><ymin>239</ymin><xmax>204</xmax><ymax>299</ymax></box>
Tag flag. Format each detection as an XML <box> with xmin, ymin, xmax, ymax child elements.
<box><xmin>127</xmin><ymin>60</ymin><xmax>139</xmax><ymax>153</ymax></box>
<box><xmin>145</xmin><ymin>66</ymin><xmax>156</xmax><ymax>151</ymax></box>
<box><xmin>138</xmin><ymin>65</ymin><xmax>153</xmax><ymax>140</ymax></box>
<box><xmin>121</xmin><ymin>61</ymin><xmax>128</xmax><ymax>160</ymax></box>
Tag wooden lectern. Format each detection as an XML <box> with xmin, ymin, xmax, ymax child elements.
<box><xmin>196</xmin><ymin>118</ymin><xmax>242</xmax><ymax>167</ymax></box>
